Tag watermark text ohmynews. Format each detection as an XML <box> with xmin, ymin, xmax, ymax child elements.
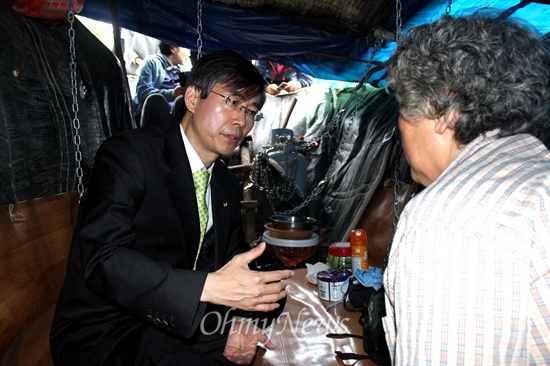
<box><xmin>200</xmin><ymin>307</ymin><xmax>352</xmax><ymax>339</ymax></box>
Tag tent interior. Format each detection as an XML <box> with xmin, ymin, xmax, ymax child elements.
<box><xmin>0</xmin><ymin>0</ymin><xmax>549</xmax><ymax>364</ymax></box>
<box><xmin>78</xmin><ymin>0</ymin><xmax>550</xmax><ymax>84</ymax></box>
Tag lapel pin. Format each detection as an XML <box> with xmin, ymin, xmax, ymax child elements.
<box><xmin>223</xmin><ymin>202</ymin><xmax>228</xmax><ymax>208</ymax></box>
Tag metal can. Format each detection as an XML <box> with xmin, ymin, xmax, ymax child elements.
<box><xmin>350</xmin><ymin>228</ymin><xmax>368</xmax><ymax>273</ymax></box>
<box><xmin>317</xmin><ymin>268</ymin><xmax>352</xmax><ymax>301</ymax></box>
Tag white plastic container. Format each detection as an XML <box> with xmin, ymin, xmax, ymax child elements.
<box><xmin>262</xmin><ymin>231</ymin><xmax>319</xmax><ymax>268</ymax></box>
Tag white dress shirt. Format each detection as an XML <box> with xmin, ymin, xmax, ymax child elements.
<box><xmin>180</xmin><ymin>124</ymin><xmax>213</xmax><ymax>233</ymax></box>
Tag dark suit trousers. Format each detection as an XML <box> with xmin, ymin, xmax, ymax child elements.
<box><xmin>135</xmin><ymin>326</ymin><xmax>233</xmax><ymax>366</ymax></box>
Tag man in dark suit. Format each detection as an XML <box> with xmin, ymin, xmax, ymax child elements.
<box><xmin>50</xmin><ymin>50</ymin><xmax>294</xmax><ymax>365</ymax></box>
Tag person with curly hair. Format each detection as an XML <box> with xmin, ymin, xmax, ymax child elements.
<box><xmin>383</xmin><ymin>10</ymin><xmax>550</xmax><ymax>365</ymax></box>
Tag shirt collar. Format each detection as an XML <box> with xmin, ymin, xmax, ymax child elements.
<box><xmin>162</xmin><ymin>54</ymin><xmax>183</xmax><ymax>73</ymax></box>
<box><xmin>179</xmin><ymin>124</ymin><xmax>214</xmax><ymax>174</ymax></box>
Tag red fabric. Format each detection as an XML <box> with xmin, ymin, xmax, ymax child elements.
<box><xmin>268</xmin><ymin>61</ymin><xmax>292</xmax><ymax>83</ymax></box>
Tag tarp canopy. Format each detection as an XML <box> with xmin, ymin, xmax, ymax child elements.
<box><xmin>80</xmin><ymin>0</ymin><xmax>550</xmax><ymax>84</ymax></box>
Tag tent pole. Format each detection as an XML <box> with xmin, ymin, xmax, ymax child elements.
<box><xmin>108</xmin><ymin>0</ymin><xmax>137</xmax><ymax>127</ymax></box>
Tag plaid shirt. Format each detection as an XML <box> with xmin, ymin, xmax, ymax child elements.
<box><xmin>384</xmin><ymin>130</ymin><xmax>550</xmax><ymax>365</ymax></box>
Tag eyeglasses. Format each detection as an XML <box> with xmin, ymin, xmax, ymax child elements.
<box><xmin>210</xmin><ymin>91</ymin><xmax>263</xmax><ymax>123</ymax></box>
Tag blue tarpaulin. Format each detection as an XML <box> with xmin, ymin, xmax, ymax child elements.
<box><xmin>79</xmin><ymin>0</ymin><xmax>550</xmax><ymax>84</ymax></box>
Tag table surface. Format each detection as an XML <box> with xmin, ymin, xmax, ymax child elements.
<box><xmin>253</xmin><ymin>268</ymin><xmax>376</xmax><ymax>365</ymax></box>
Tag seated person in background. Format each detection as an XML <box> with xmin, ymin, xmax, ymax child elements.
<box><xmin>50</xmin><ymin>50</ymin><xmax>293</xmax><ymax>365</ymax></box>
<box><xmin>132</xmin><ymin>41</ymin><xmax>190</xmax><ymax>121</ymax></box>
<box><xmin>254</xmin><ymin>60</ymin><xmax>313</xmax><ymax>96</ymax></box>
<box><xmin>383</xmin><ymin>11</ymin><xmax>550</xmax><ymax>365</ymax></box>
<box><xmin>123</xmin><ymin>30</ymin><xmax>159</xmax><ymax>76</ymax></box>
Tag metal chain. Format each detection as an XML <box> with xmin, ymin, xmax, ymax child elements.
<box><xmin>250</xmin><ymin>36</ymin><xmax>384</xmax><ymax>216</ymax></box>
<box><xmin>392</xmin><ymin>133</ymin><xmax>402</xmax><ymax>235</ymax></box>
<box><xmin>310</xmin><ymin>105</ymin><xmax>346</xmax><ymax>143</ymax></box>
<box><xmin>388</xmin><ymin>1</ymin><xmax>408</xmax><ymax>263</ymax></box>
<box><xmin>446</xmin><ymin>0</ymin><xmax>453</xmax><ymax>15</ymax></box>
<box><xmin>288</xmin><ymin>35</ymin><xmax>384</xmax><ymax>208</ymax></box>
<box><xmin>252</xmin><ymin>104</ymin><xmax>346</xmax><ymax>217</ymax></box>
<box><xmin>250</xmin><ymin>106</ymin><xmax>348</xmax><ymax>216</ymax></box>
<box><xmin>382</xmin><ymin>131</ymin><xmax>402</xmax><ymax>271</ymax></box>
<box><xmin>249</xmin><ymin>134</ymin><xmax>304</xmax><ymax>213</ymax></box>
<box><xmin>354</xmin><ymin>36</ymin><xmax>384</xmax><ymax>92</ymax></box>
<box><xmin>68</xmin><ymin>0</ymin><xmax>84</xmax><ymax>198</ymax></box>
<box><xmin>196</xmin><ymin>0</ymin><xmax>203</xmax><ymax>59</ymax></box>
<box><xmin>249</xmin><ymin>88</ymin><xmax>379</xmax><ymax>244</ymax></box>
<box><xmin>395</xmin><ymin>0</ymin><xmax>402</xmax><ymax>44</ymax></box>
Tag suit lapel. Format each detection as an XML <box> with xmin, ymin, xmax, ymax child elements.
<box><xmin>163</xmin><ymin>124</ymin><xmax>201</xmax><ymax>268</ymax></box>
<box><xmin>162</xmin><ymin>125</ymin><xmax>241</xmax><ymax>270</ymax></box>
<box><xmin>210</xmin><ymin>162</ymin><xmax>237</xmax><ymax>269</ymax></box>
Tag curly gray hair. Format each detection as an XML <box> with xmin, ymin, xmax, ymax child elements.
<box><xmin>387</xmin><ymin>10</ymin><xmax>550</xmax><ymax>145</ymax></box>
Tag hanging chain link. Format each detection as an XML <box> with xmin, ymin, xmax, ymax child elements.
<box><xmin>395</xmin><ymin>0</ymin><xmax>402</xmax><ymax>45</ymax></box>
<box><xmin>392</xmin><ymin>135</ymin><xmax>401</xmax><ymax>235</ymax></box>
<box><xmin>446</xmin><ymin>0</ymin><xmax>453</xmax><ymax>15</ymax></box>
<box><xmin>196</xmin><ymin>0</ymin><xmax>203</xmax><ymax>59</ymax></box>
<box><xmin>355</xmin><ymin>36</ymin><xmax>383</xmax><ymax>90</ymax></box>
<box><xmin>249</xmin><ymin>134</ymin><xmax>303</xmax><ymax>214</ymax></box>
<box><xmin>250</xmin><ymin>36</ymin><xmax>384</xmax><ymax>217</ymax></box>
<box><xmin>381</xmin><ymin>130</ymin><xmax>403</xmax><ymax>271</ymax></box>
<box><xmin>68</xmin><ymin>0</ymin><xmax>84</xmax><ymax>198</ymax></box>
<box><xmin>384</xmin><ymin>0</ymin><xmax>404</xmax><ymax>268</ymax></box>
<box><xmin>249</xmin><ymin>129</ymin><xmax>331</xmax><ymax>216</ymax></box>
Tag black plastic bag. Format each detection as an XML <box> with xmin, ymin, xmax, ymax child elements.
<box><xmin>328</xmin><ymin>285</ymin><xmax>390</xmax><ymax>366</ymax></box>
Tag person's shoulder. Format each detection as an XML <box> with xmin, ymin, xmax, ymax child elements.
<box><xmin>213</xmin><ymin>159</ymin><xmax>240</xmax><ymax>187</ymax></box>
<box><xmin>139</xmin><ymin>54</ymin><xmax>163</xmax><ymax>66</ymax></box>
<box><xmin>102</xmin><ymin>127</ymin><xmax>165</xmax><ymax>149</ymax></box>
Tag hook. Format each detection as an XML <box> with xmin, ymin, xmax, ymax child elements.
<box><xmin>8</xmin><ymin>204</ymin><xmax>26</xmax><ymax>222</ymax></box>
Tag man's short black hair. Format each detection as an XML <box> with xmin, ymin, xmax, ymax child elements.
<box><xmin>185</xmin><ymin>50</ymin><xmax>266</xmax><ymax>108</ymax></box>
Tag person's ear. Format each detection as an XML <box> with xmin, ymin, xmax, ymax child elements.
<box><xmin>434</xmin><ymin>117</ymin><xmax>449</xmax><ymax>135</ymax></box>
<box><xmin>184</xmin><ymin>86</ymin><xmax>199</xmax><ymax>113</ymax></box>
<box><xmin>434</xmin><ymin>109</ymin><xmax>460</xmax><ymax>135</ymax></box>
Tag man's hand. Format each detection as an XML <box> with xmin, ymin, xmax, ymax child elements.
<box><xmin>172</xmin><ymin>86</ymin><xmax>184</xmax><ymax>98</ymax></box>
<box><xmin>223</xmin><ymin>317</ymin><xmax>275</xmax><ymax>365</ymax></box>
<box><xmin>283</xmin><ymin>80</ymin><xmax>303</xmax><ymax>93</ymax></box>
<box><xmin>201</xmin><ymin>243</ymin><xmax>294</xmax><ymax>312</ymax></box>
<box><xmin>265</xmin><ymin>84</ymin><xmax>281</xmax><ymax>96</ymax></box>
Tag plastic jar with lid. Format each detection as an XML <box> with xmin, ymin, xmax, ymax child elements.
<box><xmin>317</xmin><ymin>268</ymin><xmax>352</xmax><ymax>301</ymax></box>
<box><xmin>326</xmin><ymin>242</ymin><xmax>352</xmax><ymax>269</ymax></box>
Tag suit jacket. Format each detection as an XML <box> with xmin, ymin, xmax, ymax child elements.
<box><xmin>50</xmin><ymin>123</ymin><xmax>247</xmax><ymax>364</ymax></box>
